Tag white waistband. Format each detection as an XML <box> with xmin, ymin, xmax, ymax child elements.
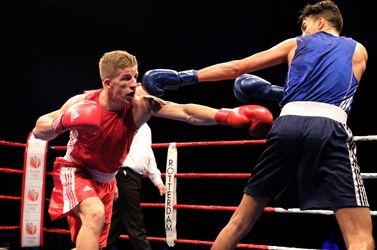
<box><xmin>86</xmin><ymin>168</ymin><xmax>117</xmax><ymax>183</ymax></box>
<box><xmin>280</xmin><ymin>101</ymin><xmax>347</xmax><ymax>124</ymax></box>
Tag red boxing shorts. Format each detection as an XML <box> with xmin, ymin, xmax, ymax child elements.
<box><xmin>48</xmin><ymin>159</ymin><xmax>116</xmax><ymax>248</ymax></box>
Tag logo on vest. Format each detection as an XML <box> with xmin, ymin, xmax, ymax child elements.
<box><xmin>71</xmin><ymin>111</ymin><xmax>80</xmax><ymax>122</ymax></box>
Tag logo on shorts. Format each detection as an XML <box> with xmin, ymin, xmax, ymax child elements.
<box><xmin>83</xmin><ymin>185</ymin><xmax>93</xmax><ymax>192</ymax></box>
<box><xmin>25</xmin><ymin>222</ymin><xmax>37</xmax><ymax>235</ymax></box>
<box><xmin>29</xmin><ymin>155</ymin><xmax>41</xmax><ymax>168</ymax></box>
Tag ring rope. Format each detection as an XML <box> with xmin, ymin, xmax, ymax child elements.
<box><xmin>1</xmin><ymin>136</ymin><xmax>376</xmax><ymax>249</ymax></box>
<box><xmin>0</xmin><ymin>226</ymin><xmax>321</xmax><ymax>250</ymax></box>
<box><xmin>353</xmin><ymin>135</ymin><xmax>377</xmax><ymax>141</ymax></box>
<box><xmin>1</xmin><ymin>187</ymin><xmax>377</xmax><ymax>217</ymax></box>
<box><xmin>1</xmin><ymin>169</ymin><xmax>376</xmax><ymax>214</ymax></box>
<box><xmin>0</xmin><ymin>140</ymin><xmax>26</xmax><ymax>147</ymax></box>
<box><xmin>2</xmin><ymin>135</ymin><xmax>377</xmax><ymax>149</ymax></box>
<box><xmin>1</xmin><ymin>168</ymin><xmax>376</xmax><ymax>179</ymax></box>
<box><xmin>0</xmin><ymin>226</ymin><xmax>324</xmax><ymax>250</ymax></box>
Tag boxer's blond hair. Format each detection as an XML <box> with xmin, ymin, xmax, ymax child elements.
<box><xmin>99</xmin><ymin>50</ymin><xmax>138</xmax><ymax>80</ymax></box>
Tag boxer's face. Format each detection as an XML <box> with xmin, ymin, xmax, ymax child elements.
<box><xmin>301</xmin><ymin>15</ymin><xmax>321</xmax><ymax>35</ymax></box>
<box><xmin>108</xmin><ymin>65</ymin><xmax>139</xmax><ymax>105</ymax></box>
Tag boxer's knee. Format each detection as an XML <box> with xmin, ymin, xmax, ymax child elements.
<box><xmin>78</xmin><ymin>197</ymin><xmax>105</xmax><ymax>234</ymax></box>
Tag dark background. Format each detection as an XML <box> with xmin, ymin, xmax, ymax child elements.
<box><xmin>1</xmin><ymin>0</ymin><xmax>376</xmax><ymax>249</ymax></box>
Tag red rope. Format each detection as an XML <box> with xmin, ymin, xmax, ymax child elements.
<box><xmin>48</xmin><ymin>146</ymin><xmax>67</xmax><ymax>151</ymax></box>
<box><xmin>152</xmin><ymin>139</ymin><xmax>266</xmax><ymax>148</ymax></box>
<box><xmin>47</xmin><ymin>139</ymin><xmax>266</xmax><ymax>151</ymax></box>
<box><xmin>0</xmin><ymin>226</ymin><xmax>19</xmax><ymax>230</ymax></box>
<box><xmin>0</xmin><ymin>195</ymin><xmax>21</xmax><ymax>200</ymax></box>
<box><xmin>43</xmin><ymin>228</ymin><xmax>70</xmax><ymax>234</ymax></box>
<box><xmin>0</xmin><ymin>168</ymin><xmax>251</xmax><ymax>179</ymax></box>
<box><xmin>39</xmin><ymin>228</ymin><xmax>269</xmax><ymax>249</ymax></box>
<box><xmin>0</xmin><ymin>226</ymin><xmax>276</xmax><ymax>249</ymax></box>
<box><xmin>0</xmin><ymin>168</ymin><xmax>23</xmax><ymax>174</ymax></box>
<box><xmin>0</xmin><ymin>168</ymin><xmax>53</xmax><ymax>176</ymax></box>
<box><xmin>175</xmin><ymin>204</ymin><xmax>238</xmax><ymax>211</ymax></box>
<box><xmin>134</xmin><ymin>236</ymin><xmax>269</xmax><ymax>249</ymax></box>
<box><xmin>0</xmin><ymin>140</ymin><xmax>26</xmax><ymax>147</ymax></box>
<box><xmin>140</xmin><ymin>203</ymin><xmax>265</xmax><ymax>212</ymax></box>
<box><xmin>17</xmin><ymin>172</ymin><xmax>250</xmax><ymax>178</ymax></box>
<box><xmin>167</xmin><ymin>173</ymin><xmax>250</xmax><ymax>178</ymax></box>
<box><xmin>123</xmin><ymin>235</ymin><xmax>270</xmax><ymax>249</ymax></box>
<box><xmin>174</xmin><ymin>238</ymin><xmax>269</xmax><ymax>249</ymax></box>
<box><xmin>0</xmin><ymin>198</ymin><xmax>254</xmax><ymax>212</ymax></box>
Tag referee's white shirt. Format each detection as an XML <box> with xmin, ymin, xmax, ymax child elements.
<box><xmin>122</xmin><ymin>123</ymin><xmax>163</xmax><ymax>186</ymax></box>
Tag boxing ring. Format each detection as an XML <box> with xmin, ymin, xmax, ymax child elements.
<box><xmin>0</xmin><ymin>134</ymin><xmax>376</xmax><ymax>249</ymax></box>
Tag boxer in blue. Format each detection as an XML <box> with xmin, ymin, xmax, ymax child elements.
<box><xmin>141</xmin><ymin>1</ymin><xmax>374</xmax><ymax>249</ymax></box>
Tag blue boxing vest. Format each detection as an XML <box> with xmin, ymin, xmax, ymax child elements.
<box><xmin>281</xmin><ymin>31</ymin><xmax>358</xmax><ymax>113</ymax></box>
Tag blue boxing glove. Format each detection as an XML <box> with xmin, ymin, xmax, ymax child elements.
<box><xmin>233</xmin><ymin>74</ymin><xmax>284</xmax><ymax>103</ymax></box>
<box><xmin>142</xmin><ymin>69</ymin><xmax>198</xmax><ymax>97</ymax></box>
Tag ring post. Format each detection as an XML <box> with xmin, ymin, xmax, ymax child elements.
<box><xmin>165</xmin><ymin>143</ymin><xmax>177</xmax><ymax>246</ymax></box>
<box><xmin>20</xmin><ymin>132</ymin><xmax>48</xmax><ymax>247</ymax></box>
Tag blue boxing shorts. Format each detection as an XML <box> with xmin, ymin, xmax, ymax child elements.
<box><xmin>244</xmin><ymin>105</ymin><xmax>369</xmax><ymax>210</ymax></box>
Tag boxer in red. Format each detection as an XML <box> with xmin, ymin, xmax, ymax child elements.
<box><xmin>32</xmin><ymin>50</ymin><xmax>273</xmax><ymax>249</ymax></box>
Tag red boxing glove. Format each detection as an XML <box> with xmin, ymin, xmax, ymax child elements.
<box><xmin>52</xmin><ymin>100</ymin><xmax>102</xmax><ymax>134</ymax></box>
<box><xmin>215</xmin><ymin>105</ymin><xmax>273</xmax><ymax>138</ymax></box>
